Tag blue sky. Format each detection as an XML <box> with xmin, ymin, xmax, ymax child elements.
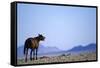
<box><xmin>17</xmin><ymin>3</ymin><xmax>96</xmax><ymax>50</ymax></box>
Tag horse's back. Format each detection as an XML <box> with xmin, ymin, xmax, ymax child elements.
<box><xmin>25</xmin><ymin>37</ymin><xmax>39</xmax><ymax>49</ymax></box>
<box><xmin>25</xmin><ymin>38</ymin><xmax>33</xmax><ymax>48</ymax></box>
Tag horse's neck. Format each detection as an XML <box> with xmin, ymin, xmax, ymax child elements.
<box><xmin>34</xmin><ymin>37</ymin><xmax>40</xmax><ymax>42</ymax></box>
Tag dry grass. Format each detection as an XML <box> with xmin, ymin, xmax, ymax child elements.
<box><xmin>17</xmin><ymin>52</ymin><xmax>96</xmax><ymax>65</ymax></box>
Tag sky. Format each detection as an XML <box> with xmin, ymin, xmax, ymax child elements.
<box><xmin>17</xmin><ymin>3</ymin><xmax>96</xmax><ymax>50</ymax></box>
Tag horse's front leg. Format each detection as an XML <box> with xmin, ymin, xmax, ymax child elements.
<box><xmin>30</xmin><ymin>49</ymin><xmax>33</xmax><ymax>61</ymax></box>
<box><xmin>36</xmin><ymin>48</ymin><xmax>38</xmax><ymax>60</ymax></box>
<box><xmin>33</xmin><ymin>49</ymin><xmax>35</xmax><ymax>60</ymax></box>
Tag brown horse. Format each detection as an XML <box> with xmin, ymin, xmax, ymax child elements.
<box><xmin>23</xmin><ymin>34</ymin><xmax>45</xmax><ymax>62</ymax></box>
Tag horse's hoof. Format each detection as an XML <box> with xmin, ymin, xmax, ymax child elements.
<box><xmin>33</xmin><ymin>58</ymin><xmax>35</xmax><ymax>60</ymax></box>
<box><xmin>25</xmin><ymin>60</ymin><xmax>27</xmax><ymax>62</ymax></box>
<box><xmin>30</xmin><ymin>58</ymin><xmax>32</xmax><ymax>61</ymax></box>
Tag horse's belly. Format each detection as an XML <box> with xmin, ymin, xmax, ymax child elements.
<box><xmin>32</xmin><ymin>45</ymin><xmax>38</xmax><ymax>49</ymax></box>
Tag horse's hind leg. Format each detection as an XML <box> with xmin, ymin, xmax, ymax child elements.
<box><xmin>30</xmin><ymin>49</ymin><xmax>33</xmax><ymax>61</ymax></box>
<box><xmin>25</xmin><ymin>48</ymin><xmax>28</xmax><ymax>62</ymax></box>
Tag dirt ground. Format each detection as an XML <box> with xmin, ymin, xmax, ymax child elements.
<box><xmin>17</xmin><ymin>52</ymin><xmax>96</xmax><ymax>65</ymax></box>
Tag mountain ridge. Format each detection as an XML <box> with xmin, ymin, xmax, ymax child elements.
<box><xmin>17</xmin><ymin>43</ymin><xmax>96</xmax><ymax>58</ymax></box>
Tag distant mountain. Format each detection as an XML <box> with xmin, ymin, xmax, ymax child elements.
<box><xmin>17</xmin><ymin>45</ymin><xmax>61</xmax><ymax>58</ymax></box>
<box><xmin>17</xmin><ymin>46</ymin><xmax>24</xmax><ymax>58</ymax></box>
<box><xmin>67</xmin><ymin>43</ymin><xmax>96</xmax><ymax>52</ymax></box>
<box><xmin>17</xmin><ymin>43</ymin><xmax>96</xmax><ymax>58</ymax></box>
<box><xmin>38</xmin><ymin>45</ymin><xmax>61</xmax><ymax>54</ymax></box>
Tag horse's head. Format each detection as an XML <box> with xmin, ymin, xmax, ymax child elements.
<box><xmin>38</xmin><ymin>34</ymin><xmax>45</xmax><ymax>41</ymax></box>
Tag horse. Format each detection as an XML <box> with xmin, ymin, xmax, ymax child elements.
<box><xmin>23</xmin><ymin>34</ymin><xmax>45</xmax><ymax>62</ymax></box>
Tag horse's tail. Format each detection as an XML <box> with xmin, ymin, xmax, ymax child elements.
<box><xmin>24</xmin><ymin>43</ymin><xmax>26</xmax><ymax>55</ymax></box>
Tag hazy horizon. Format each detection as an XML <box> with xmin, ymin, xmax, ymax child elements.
<box><xmin>17</xmin><ymin>3</ymin><xmax>96</xmax><ymax>50</ymax></box>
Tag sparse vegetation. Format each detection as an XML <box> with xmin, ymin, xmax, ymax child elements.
<box><xmin>17</xmin><ymin>52</ymin><xmax>96</xmax><ymax>65</ymax></box>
